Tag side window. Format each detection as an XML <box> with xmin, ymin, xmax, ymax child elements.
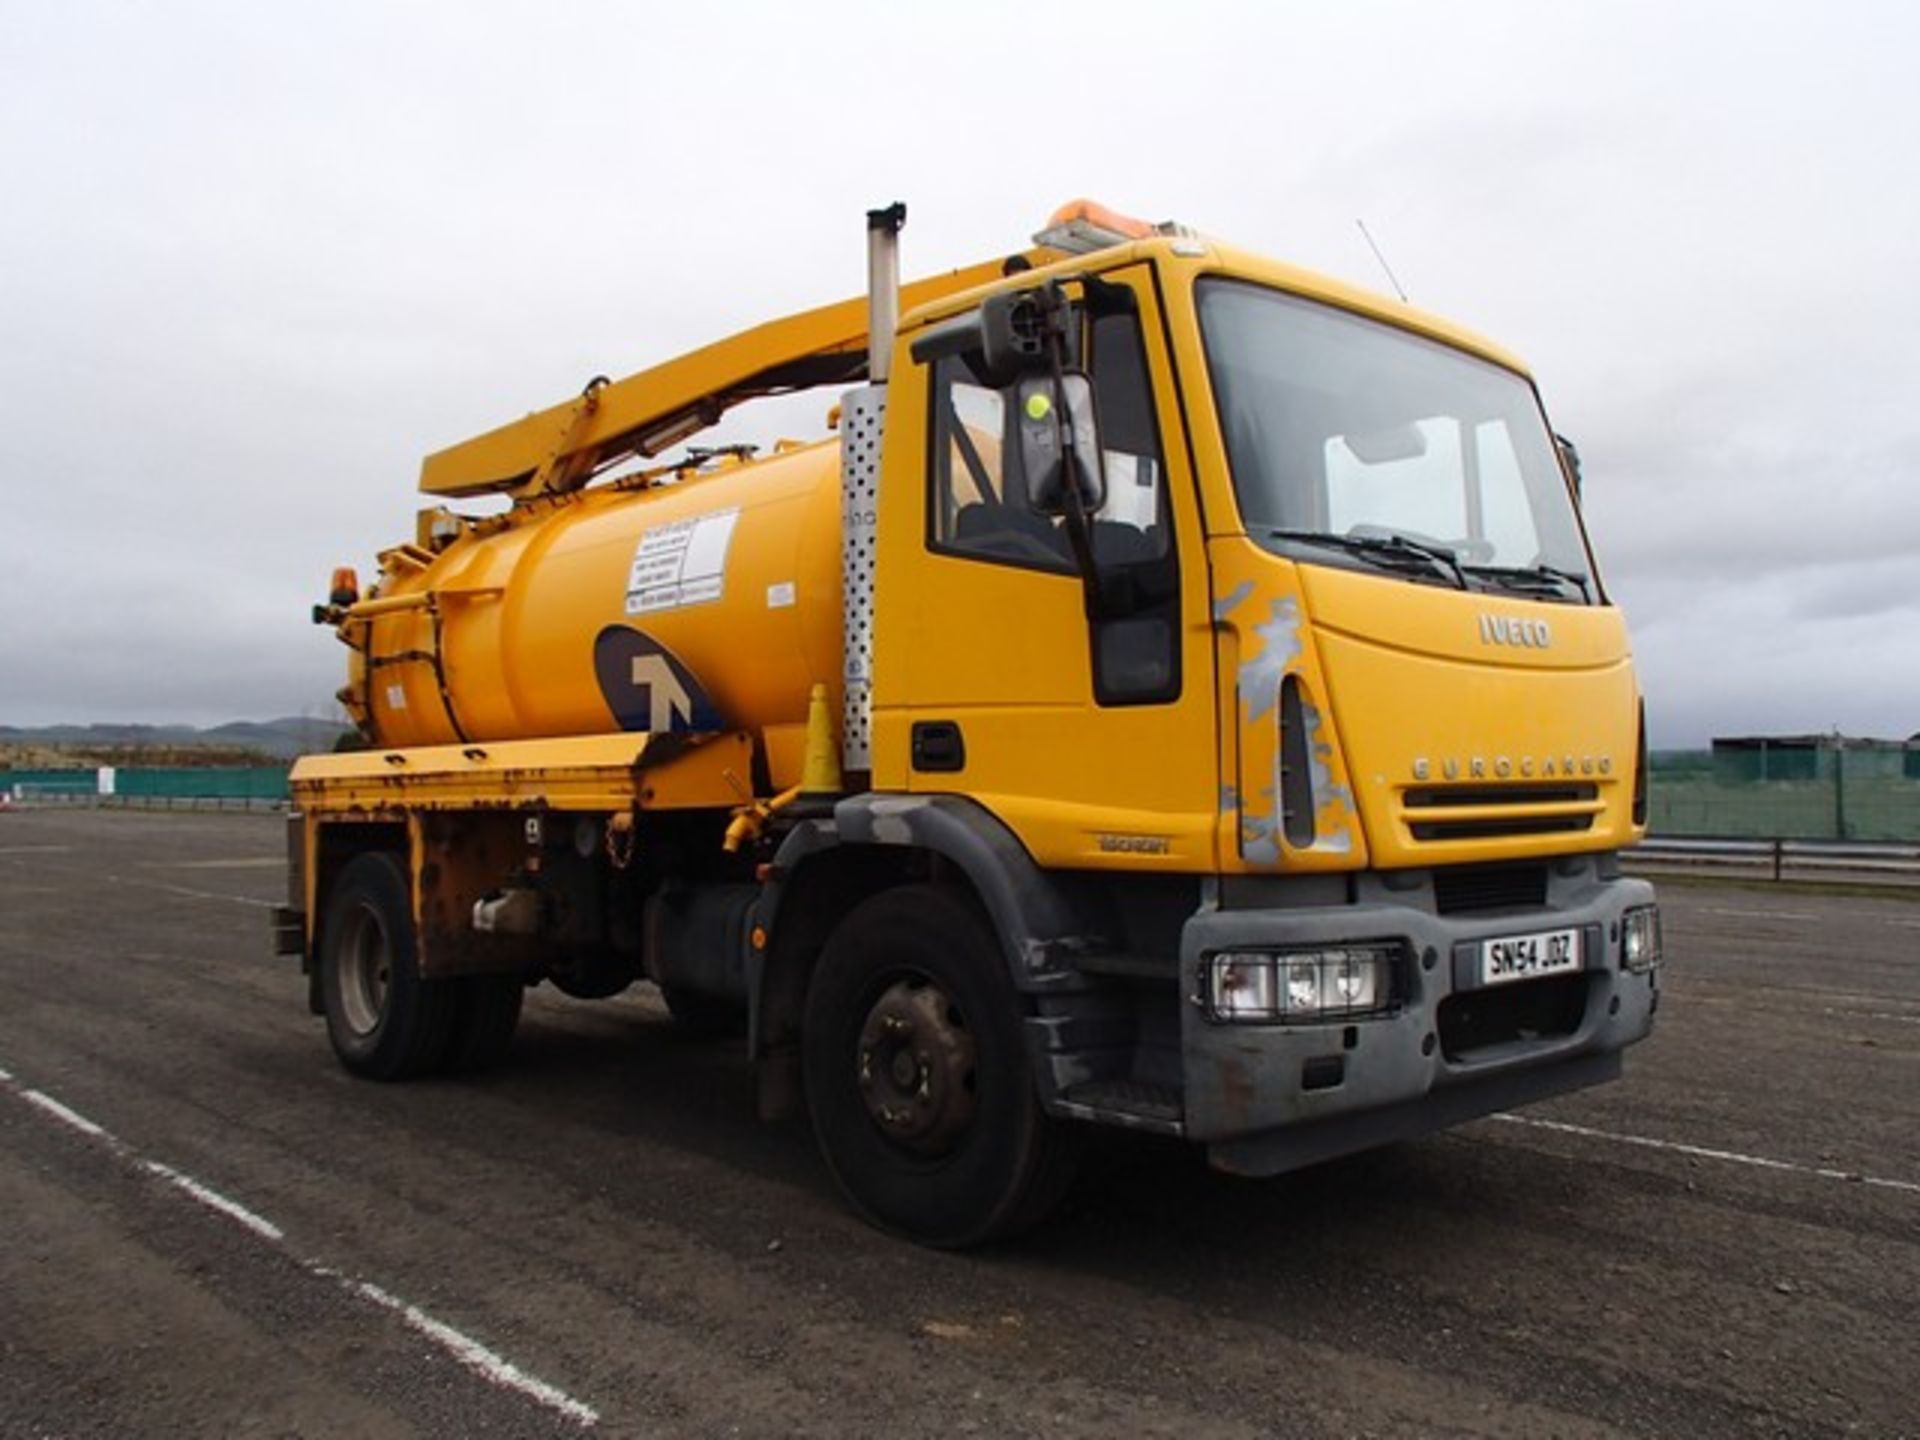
<box><xmin>929</xmin><ymin>308</ymin><xmax>1169</xmax><ymax>572</ymax></box>
<box><xmin>931</xmin><ymin>355</ymin><xmax>1068</xmax><ymax>569</ymax></box>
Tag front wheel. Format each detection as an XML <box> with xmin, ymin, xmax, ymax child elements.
<box><xmin>318</xmin><ymin>852</ymin><xmax>457</xmax><ymax>1080</ymax></box>
<box><xmin>802</xmin><ymin>884</ymin><xmax>1077</xmax><ymax>1247</ymax></box>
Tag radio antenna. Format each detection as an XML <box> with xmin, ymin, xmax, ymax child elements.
<box><xmin>1355</xmin><ymin>219</ymin><xmax>1409</xmax><ymax>303</ymax></box>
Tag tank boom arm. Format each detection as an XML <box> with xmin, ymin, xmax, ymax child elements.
<box><xmin>420</xmin><ymin>252</ymin><xmax>1031</xmax><ymax>502</ymax></box>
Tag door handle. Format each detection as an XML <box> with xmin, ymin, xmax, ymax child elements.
<box><xmin>910</xmin><ymin>720</ymin><xmax>966</xmax><ymax>773</ymax></box>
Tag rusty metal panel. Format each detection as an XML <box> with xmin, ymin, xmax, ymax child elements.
<box><xmin>289</xmin><ymin>731</ymin><xmax>753</xmax><ymax>816</ymax></box>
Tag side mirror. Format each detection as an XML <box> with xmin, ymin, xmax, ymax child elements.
<box><xmin>979</xmin><ymin>290</ymin><xmax>1049</xmax><ymax>381</ymax></box>
<box><xmin>909</xmin><ymin>289</ymin><xmax>1055</xmax><ymax>378</ymax></box>
<box><xmin>1019</xmin><ymin>372</ymin><xmax>1106</xmax><ymax>516</ymax></box>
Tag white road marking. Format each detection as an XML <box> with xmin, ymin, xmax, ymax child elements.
<box><xmin>144</xmin><ymin>1160</ymin><xmax>286</xmax><ymax>1242</ymax></box>
<box><xmin>22</xmin><ymin>1089</ymin><xmax>112</xmax><ymax>1140</ymax></box>
<box><xmin>109</xmin><ymin>875</ymin><xmax>279</xmax><ymax>909</ymax></box>
<box><xmin>1824</xmin><ymin>1007</ymin><xmax>1920</xmax><ymax>1026</ymax></box>
<box><xmin>1694</xmin><ymin>982</ymin><xmax>1920</xmax><ymax>1010</ymax></box>
<box><xmin>1697</xmin><ymin>904</ymin><xmax>1920</xmax><ymax>932</ymax></box>
<box><xmin>1</xmin><ymin>1062</ymin><xmax>601</xmax><ymax>1428</ymax></box>
<box><xmin>0</xmin><ymin>844</ymin><xmax>76</xmax><ymax>856</ymax></box>
<box><xmin>355</xmin><ymin>1281</ymin><xmax>602</xmax><ymax>1428</ymax></box>
<box><xmin>1492</xmin><ymin>1113</ymin><xmax>1920</xmax><ymax>1196</ymax></box>
<box><xmin>138</xmin><ymin>858</ymin><xmax>285</xmax><ymax>871</ymax></box>
<box><xmin>1700</xmin><ymin>905</ymin><xmax>1819</xmax><ymax>922</ymax></box>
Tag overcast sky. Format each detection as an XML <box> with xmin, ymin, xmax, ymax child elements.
<box><xmin>2</xmin><ymin>0</ymin><xmax>1915</xmax><ymax>747</ymax></box>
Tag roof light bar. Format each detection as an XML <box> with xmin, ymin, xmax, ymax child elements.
<box><xmin>1034</xmin><ymin>198</ymin><xmax>1186</xmax><ymax>255</ymax></box>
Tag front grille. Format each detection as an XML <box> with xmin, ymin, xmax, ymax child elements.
<box><xmin>1402</xmin><ymin>782</ymin><xmax>1600</xmax><ymax>842</ymax></box>
<box><xmin>1434</xmin><ymin>862</ymin><xmax>1548</xmax><ymax>914</ymax></box>
<box><xmin>1437</xmin><ymin>974</ymin><xmax>1588</xmax><ymax>1060</ymax></box>
<box><xmin>1412</xmin><ymin>814</ymin><xmax>1595</xmax><ymax>841</ymax></box>
<box><xmin>1405</xmin><ymin>783</ymin><xmax>1597</xmax><ymax>808</ymax></box>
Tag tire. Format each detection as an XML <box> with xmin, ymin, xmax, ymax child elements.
<box><xmin>443</xmin><ymin>975</ymin><xmax>524</xmax><ymax>1074</ymax></box>
<box><xmin>802</xmin><ymin>884</ymin><xmax>1078</xmax><ymax>1248</ymax></box>
<box><xmin>318</xmin><ymin>852</ymin><xmax>457</xmax><ymax>1080</ymax></box>
<box><xmin>659</xmin><ymin>983</ymin><xmax>747</xmax><ymax>1039</ymax></box>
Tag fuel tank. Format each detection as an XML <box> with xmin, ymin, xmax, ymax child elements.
<box><xmin>346</xmin><ymin>441</ymin><xmax>844</xmax><ymax>783</ymax></box>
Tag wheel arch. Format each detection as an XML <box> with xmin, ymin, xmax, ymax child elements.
<box><xmin>748</xmin><ymin>796</ymin><xmax>1116</xmax><ymax>1079</ymax></box>
<box><xmin>306</xmin><ymin>819</ymin><xmax>408</xmax><ymax>1014</ymax></box>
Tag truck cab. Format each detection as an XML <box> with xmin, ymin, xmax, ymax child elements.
<box><xmin>835</xmin><ymin>215</ymin><xmax>1659</xmax><ymax>1184</ymax></box>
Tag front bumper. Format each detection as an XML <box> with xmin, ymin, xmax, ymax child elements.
<box><xmin>1179</xmin><ymin>862</ymin><xmax>1659</xmax><ymax>1175</ymax></box>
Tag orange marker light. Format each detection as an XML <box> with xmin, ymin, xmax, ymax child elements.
<box><xmin>1034</xmin><ymin>199</ymin><xmax>1162</xmax><ymax>254</ymax></box>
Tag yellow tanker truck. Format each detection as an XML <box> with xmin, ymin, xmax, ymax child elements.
<box><xmin>279</xmin><ymin>201</ymin><xmax>1663</xmax><ymax>1246</ymax></box>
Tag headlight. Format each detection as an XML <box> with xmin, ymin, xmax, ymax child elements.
<box><xmin>1210</xmin><ymin>953</ymin><xmax>1278</xmax><ymax>1019</ymax></box>
<box><xmin>1206</xmin><ymin>945</ymin><xmax>1397</xmax><ymax>1023</ymax></box>
<box><xmin>1622</xmin><ymin>905</ymin><xmax>1662</xmax><ymax>971</ymax></box>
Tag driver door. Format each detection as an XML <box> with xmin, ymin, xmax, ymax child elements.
<box><xmin>873</xmin><ymin>265</ymin><xmax>1218</xmax><ymax>872</ymax></box>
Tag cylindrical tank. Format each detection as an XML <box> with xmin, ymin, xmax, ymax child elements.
<box><xmin>348</xmin><ymin>439</ymin><xmax>844</xmax><ymax>772</ymax></box>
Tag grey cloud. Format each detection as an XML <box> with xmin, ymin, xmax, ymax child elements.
<box><xmin>1</xmin><ymin>0</ymin><xmax>1915</xmax><ymax>751</ymax></box>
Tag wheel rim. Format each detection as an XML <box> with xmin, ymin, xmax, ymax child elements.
<box><xmin>337</xmin><ymin>901</ymin><xmax>392</xmax><ymax>1037</ymax></box>
<box><xmin>855</xmin><ymin>975</ymin><xmax>978</xmax><ymax>1156</ymax></box>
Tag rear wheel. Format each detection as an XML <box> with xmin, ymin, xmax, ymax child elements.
<box><xmin>802</xmin><ymin>884</ymin><xmax>1077</xmax><ymax>1247</ymax></box>
<box><xmin>318</xmin><ymin>852</ymin><xmax>457</xmax><ymax>1080</ymax></box>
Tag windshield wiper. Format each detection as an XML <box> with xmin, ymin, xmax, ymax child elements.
<box><xmin>1266</xmin><ymin>528</ymin><xmax>1468</xmax><ymax>590</ymax></box>
<box><xmin>1462</xmin><ymin>563</ymin><xmax>1592</xmax><ymax>602</ymax></box>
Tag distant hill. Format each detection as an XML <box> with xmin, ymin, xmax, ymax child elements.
<box><xmin>0</xmin><ymin>716</ymin><xmax>352</xmax><ymax>765</ymax></box>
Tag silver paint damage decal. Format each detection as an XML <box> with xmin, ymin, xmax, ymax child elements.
<box><xmin>1227</xmin><ymin>590</ymin><xmax>1356</xmax><ymax>863</ymax></box>
<box><xmin>1240</xmin><ymin>595</ymin><xmax>1303</xmax><ymax>724</ymax></box>
<box><xmin>1298</xmin><ymin>694</ymin><xmax>1354</xmax><ymax>854</ymax></box>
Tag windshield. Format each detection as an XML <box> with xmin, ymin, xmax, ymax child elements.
<box><xmin>1197</xmin><ymin>279</ymin><xmax>1595</xmax><ymax>602</ymax></box>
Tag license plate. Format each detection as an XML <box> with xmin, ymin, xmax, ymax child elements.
<box><xmin>1481</xmin><ymin>927</ymin><xmax>1581</xmax><ymax>986</ymax></box>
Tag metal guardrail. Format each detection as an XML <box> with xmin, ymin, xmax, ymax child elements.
<box><xmin>2</xmin><ymin>788</ymin><xmax>284</xmax><ymax>814</ymax></box>
<box><xmin>1629</xmin><ymin>836</ymin><xmax>1920</xmax><ymax>885</ymax></box>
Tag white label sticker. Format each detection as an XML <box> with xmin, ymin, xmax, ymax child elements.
<box><xmin>625</xmin><ymin>507</ymin><xmax>740</xmax><ymax>615</ymax></box>
<box><xmin>385</xmin><ymin>684</ymin><xmax>407</xmax><ymax>711</ymax></box>
<box><xmin>766</xmin><ymin>581</ymin><xmax>796</xmax><ymax>609</ymax></box>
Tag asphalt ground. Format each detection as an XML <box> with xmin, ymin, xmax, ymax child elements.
<box><xmin>0</xmin><ymin>808</ymin><xmax>1914</xmax><ymax>1438</ymax></box>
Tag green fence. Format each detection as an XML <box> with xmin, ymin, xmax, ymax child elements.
<box><xmin>1648</xmin><ymin>751</ymin><xmax>1920</xmax><ymax>842</ymax></box>
<box><xmin>2</xmin><ymin>766</ymin><xmax>289</xmax><ymax>806</ymax></box>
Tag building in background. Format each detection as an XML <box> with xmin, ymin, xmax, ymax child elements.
<box><xmin>1709</xmin><ymin>734</ymin><xmax>1920</xmax><ymax>783</ymax></box>
<box><xmin>1645</xmin><ymin>733</ymin><xmax>1920</xmax><ymax>840</ymax></box>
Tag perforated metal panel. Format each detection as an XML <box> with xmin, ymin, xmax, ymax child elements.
<box><xmin>840</xmin><ymin>386</ymin><xmax>886</xmax><ymax>771</ymax></box>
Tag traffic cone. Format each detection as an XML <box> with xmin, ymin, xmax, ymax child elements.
<box><xmin>800</xmin><ymin>683</ymin><xmax>842</xmax><ymax>796</ymax></box>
